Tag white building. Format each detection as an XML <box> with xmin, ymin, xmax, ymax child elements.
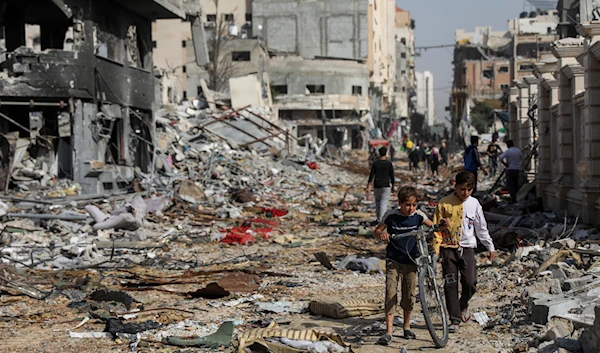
<box><xmin>416</xmin><ymin>71</ymin><xmax>435</xmax><ymax>126</ymax></box>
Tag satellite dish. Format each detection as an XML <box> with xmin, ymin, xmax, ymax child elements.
<box><xmin>529</xmin><ymin>11</ymin><xmax>537</xmax><ymax>18</ymax></box>
<box><xmin>520</xmin><ymin>12</ymin><xmax>528</xmax><ymax>19</ymax></box>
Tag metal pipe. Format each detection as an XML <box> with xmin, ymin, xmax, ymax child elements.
<box><xmin>7</xmin><ymin>213</ymin><xmax>89</xmax><ymax>221</ymax></box>
<box><xmin>0</xmin><ymin>101</ymin><xmax>63</xmax><ymax>107</ymax></box>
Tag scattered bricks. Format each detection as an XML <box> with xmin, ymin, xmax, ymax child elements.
<box><xmin>530</xmin><ymin>295</ymin><xmax>582</xmax><ymax>325</ymax></box>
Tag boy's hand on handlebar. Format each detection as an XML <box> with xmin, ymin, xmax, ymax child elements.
<box><xmin>377</xmin><ymin>231</ymin><xmax>391</xmax><ymax>243</ymax></box>
<box><xmin>489</xmin><ymin>251</ymin><xmax>496</xmax><ymax>261</ymax></box>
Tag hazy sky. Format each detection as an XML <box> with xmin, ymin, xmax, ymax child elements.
<box><xmin>400</xmin><ymin>0</ymin><xmax>539</xmax><ymax>124</ymax></box>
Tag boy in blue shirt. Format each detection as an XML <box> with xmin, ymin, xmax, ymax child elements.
<box><xmin>374</xmin><ymin>186</ymin><xmax>438</xmax><ymax>345</ymax></box>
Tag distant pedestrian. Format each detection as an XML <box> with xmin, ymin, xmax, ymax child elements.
<box><xmin>439</xmin><ymin>142</ymin><xmax>449</xmax><ymax>166</ymax></box>
<box><xmin>487</xmin><ymin>138</ymin><xmax>501</xmax><ymax>177</ymax></box>
<box><xmin>409</xmin><ymin>146</ymin><xmax>421</xmax><ymax>172</ymax></box>
<box><xmin>431</xmin><ymin>147</ymin><xmax>440</xmax><ymax>176</ymax></box>
<box><xmin>390</xmin><ymin>143</ymin><xmax>396</xmax><ymax>161</ymax></box>
<box><xmin>463</xmin><ymin>136</ymin><xmax>488</xmax><ymax>193</ymax></box>
<box><xmin>498</xmin><ymin>140</ymin><xmax>522</xmax><ymax>204</ymax></box>
<box><xmin>366</xmin><ymin>147</ymin><xmax>395</xmax><ymax>222</ymax></box>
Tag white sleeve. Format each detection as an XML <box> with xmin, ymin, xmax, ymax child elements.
<box><xmin>474</xmin><ymin>203</ymin><xmax>495</xmax><ymax>252</ymax></box>
<box><xmin>416</xmin><ymin>209</ymin><xmax>430</xmax><ymax>222</ymax></box>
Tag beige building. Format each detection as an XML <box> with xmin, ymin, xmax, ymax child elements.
<box><xmin>394</xmin><ymin>6</ymin><xmax>416</xmax><ymax>131</ymax></box>
<box><xmin>152</xmin><ymin>0</ymin><xmax>252</xmax><ymax>102</ymax></box>
<box><xmin>512</xmin><ymin>1</ymin><xmax>600</xmax><ymax>225</ymax></box>
<box><xmin>368</xmin><ymin>0</ymin><xmax>396</xmax><ymax>111</ymax></box>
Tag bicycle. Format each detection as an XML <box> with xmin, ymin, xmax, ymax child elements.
<box><xmin>390</xmin><ymin>225</ymin><xmax>449</xmax><ymax>348</ymax></box>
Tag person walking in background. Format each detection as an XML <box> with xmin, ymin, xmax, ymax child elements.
<box><xmin>409</xmin><ymin>146</ymin><xmax>421</xmax><ymax>172</ymax></box>
<box><xmin>366</xmin><ymin>147</ymin><xmax>395</xmax><ymax>222</ymax></box>
<box><xmin>463</xmin><ymin>136</ymin><xmax>488</xmax><ymax>193</ymax></box>
<box><xmin>439</xmin><ymin>141</ymin><xmax>449</xmax><ymax>166</ymax></box>
<box><xmin>486</xmin><ymin>137</ymin><xmax>501</xmax><ymax>177</ymax></box>
<box><xmin>431</xmin><ymin>147</ymin><xmax>440</xmax><ymax>176</ymax></box>
<box><xmin>498</xmin><ymin>140</ymin><xmax>522</xmax><ymax>204</ymax></box>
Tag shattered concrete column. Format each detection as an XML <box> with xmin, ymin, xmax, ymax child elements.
<box><xmin>72</xmin><ymin>100</ymin><xmax>102</xmax><ymax>194</ymax></box>
<box><xmin>509</xmin><ymin>87</ymin><xmax>520</xmax><ymax>143</ymax></box>
<box><xmin>534</xmin><ymin>59</ymin><xmax>559</xmax><ymax>204</ymax></box>
<box><xmin>550</xmin><ymin>40</ymin><xmax>584</xmax><ymax>211</ymax></box>
<box><xmin>523</xmin><ymin>76</ymin><xmax>539</xmax><ymax>180</ymax></box>
<box><xmin>577</xmin><ymin>23</ymin><xmax>600</xmax><ymax>225</ymax></box>
<box><xmin>515</xmin><ymin>80</ymin><xmax>530</xmax><ymax>150</ymax></box>
<box><xmin>565</xmin><ymin>60</ymin><xmax>585</xmax><ymax>216</ymax></box>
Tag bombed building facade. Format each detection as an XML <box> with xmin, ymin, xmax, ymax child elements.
<box><xmin>0</xmin><ymin>0</ymin><xmax>201</xmax><ymax>194</ymax></box>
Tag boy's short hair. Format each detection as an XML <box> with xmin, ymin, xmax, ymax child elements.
<box><xmin>397</xmin><ymin>186</ymin><xmax>423</xmax><ymax>203</ymax></box>
<box><xmin>455</xmin><ymin>171</ymin><xmax>476</xmax><ymax>189</ymax></box>
<box><xmin>470</xmin><ymin>135</ymin><xmax>479</xmax><ymax>145</ymax></box>
<box><xmin>378</xmin><ymin>147</ymin><xmax>388</xmax><ymax>157</ymax></box>
<box><xmin>506</xmin><ymin>139</ymin><xmax>514</xmax><ymax>148</ymax></box>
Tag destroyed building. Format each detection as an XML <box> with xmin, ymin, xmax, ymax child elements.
<box><xmin>0</xmin><ymin>0</ymin><xmax>201</xmax><ymax>194</ymax></box>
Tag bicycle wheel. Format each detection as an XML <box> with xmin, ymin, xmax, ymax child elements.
<box><xmin>418</xmin><ymin>259</ymin><xmax>449</xmax><ymax>348</ymax></box>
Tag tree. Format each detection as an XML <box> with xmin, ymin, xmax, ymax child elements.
<box><xmin>205</xmin><ymin>0</ymin><xmax>237</xmax><ymax>92</ymax></box>
<box><xmin>470</xmin><ymin>101</ymin><xmax>494</xmax><ymax>134</ymax></box>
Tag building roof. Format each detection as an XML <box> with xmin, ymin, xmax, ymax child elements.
<box><xmin>396</xmin><ymin>6</ymin><xmax>405</xmax><ymax>12</ymax></box>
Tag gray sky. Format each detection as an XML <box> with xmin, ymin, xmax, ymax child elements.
<box><xmin>400</xmin><ymin>0</ymin><xmax>538</xmax><ymax>125</ymax></box>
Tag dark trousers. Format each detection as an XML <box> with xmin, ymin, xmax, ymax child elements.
<box><xmin>506</xmin><ymin>170</ymin><xmax>520</xmax><ymax>203</ymax></box>
<box><xmin>441</xmin><ymin>247</ymin><xmax>477</xmax><ymax>325</ymax></box>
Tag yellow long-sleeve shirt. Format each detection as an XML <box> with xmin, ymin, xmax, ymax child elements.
<box><xmin>433</xmin><ymin>193</ymin><xmax>464</xmax><ymax>254</ymax></box>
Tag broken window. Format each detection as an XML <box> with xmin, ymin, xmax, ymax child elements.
<box><xmin>232</xmin><ymin>51</ymin><xmax>251</xmax><ymax>61</ymax></box>
<box><xmin>273</xmin><ymin>85</ymin><xmax>288</xmax><ymax>95</ymax></box>
<box><xmin>401</xmin><ymin>52</ymin><xmax>406</xmax><ymax>59</ymax></box>
<box><xmin>152</xmin><ymin>40</ymin><xmax>157</xmax><ymax>48</ymax></box>
<box><xmin>246</xmin><ymin>14</ymin><xmax>252</xmax><ymax>22</ymax></box>
<box><xmin>306</xmin><ymin>85</ymin><xmax>325</xmax><ymax>94</ymax></box>
<box><xmin>223</xmin><ymin>14</ymin><xmax>234</xmax><ymax>22</ymax></box>
<box><xmin>2</xmin><ymin>1</ymin><xmax>74</xmax><ymax>53</ymax></box>
<box><xmin>498</xmin><ymin>66</ymin><xmax>509</xmax><ymax>73</ymax></box>
<box><xmin>95</xmin><ymin>12</ymin><xmax>122</xmax><ymax>61</ymax></box>
<box><xmin>182</xmin><ymin>66</ymin><xmax>186</xmax><ymax>73</ymax></box>
<box><xmin>207</xmin><ymin>14</ymin><xmax>217</xmax><ymax>22</ymax></box>
<box><xmin>519</xmin><ymin>64</ymin><xmax>535</xmax><ymax>71</ymax></box>
<box><xmin>500</xmin><ymin>84</ymin><xmax>509</xmax><ymax>90</ymax></box>
<box><xmin>352</xmin><ymin>86</ymin><xmax>362</xmax><ymax>96</ymax></box>
<box><xmin>483</xmin><ymin>68</ymin><xmax>494</xmax><ymax>79</ymax></box>
<box><xmin>182</xmin><ymin>40</ymin><xmax>186</xmax><ymax>48</ymax></box>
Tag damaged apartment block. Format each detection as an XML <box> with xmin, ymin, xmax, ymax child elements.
<box><xmin>0</xmin><ymin>0</ymin><xmax>203</xmax><ymax>194</ymax></box>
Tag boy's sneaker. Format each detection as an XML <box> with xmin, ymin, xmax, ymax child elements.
<box><xmin>377</xmin><ymin>333</ymin><xmax>392</xmax><ymax>346</ymax></box>
<box><xmin>449</xmin><ymin>324</ymin><xmax>460</xmax><ymax>333</ymax></box>
<box><xmin>403</xmin><ymin>329</ymin><xmax>416</xmax><ymax>340</ymax></box>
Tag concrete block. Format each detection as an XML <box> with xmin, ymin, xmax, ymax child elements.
<box><xmin>550</xmin><ymin>279</ymin><xmax>564</xmax><ymax>295</ymax></box>
<box><xmin>552</xmin><ymin>268</ymin><xmax>569</xmax><ymax>282</ymax></box>
<box><xmin>542</xmin><ymin>317</ymin><xmax>574</xmax><ymax>341</ymax></box>
<box><xmin>555</xmin><ymin>338</ymin><xmax>582</xmax><ymax>352</ymax></box>
<box><xmin>531</xmin><ymin>296</ymin><xmax>582</xmax><ymax>325</ymax></box>
<box><xmin>563</xmin><ymin>276</ymin><xmax>595</xmax><ymax>291</ymax></box>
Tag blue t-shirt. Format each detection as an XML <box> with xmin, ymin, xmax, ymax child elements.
<box><xmin>381</xmin><ymin>209</ymin><xmax>428</xmax><ymax>264</ymax></box>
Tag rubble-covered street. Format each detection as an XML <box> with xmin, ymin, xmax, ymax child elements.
<box><xmin>0</xmin><ymin>119</ymin><xmax>599</xmax><ymax>353</ymax></box>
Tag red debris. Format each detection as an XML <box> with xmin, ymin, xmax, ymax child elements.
<box><xmin>220</xmin><ymin>219</ymin><xmax>282</xmax><ymax>245</ymax></box>
<box><xmin>262</xmin><ymin>207</ymin><xmax>289</xmax><ymax>218</ymax></box>
<box><xmin>307</xmin><ymin>161</ymin><xmax>318</xmax><ymax>170</ymax></box>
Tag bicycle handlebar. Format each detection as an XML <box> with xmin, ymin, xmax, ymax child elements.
<box><xmin>389</xmin><ymin>224</ymin><xmax>441</xmax><ymax>240</ymax></box>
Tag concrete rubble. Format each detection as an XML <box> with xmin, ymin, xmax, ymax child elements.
<box><xmin>2</xmin><ymin>132</ymin><xmax>600</xmax><ymax>352</ymax></box>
